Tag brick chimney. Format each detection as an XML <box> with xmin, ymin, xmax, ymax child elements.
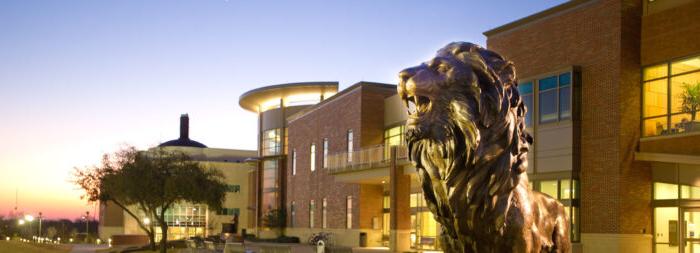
<box><xmin>180</xmin><ymin>114</ymin><xmax>189</xmax><ymax>140</ymax></box>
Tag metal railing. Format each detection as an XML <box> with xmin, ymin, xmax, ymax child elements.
<box><xmin>326</xmin><ymin>144</ymin><xmax>408</xmax><ymax>173</ymax></box>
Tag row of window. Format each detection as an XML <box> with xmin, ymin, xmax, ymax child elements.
<box><xmin>518</xmin><ymin>71</ymin><xmax>573</xmax><ymax>127</ymax></box>
<box><xmin>289</xmin><ymin>196</ymin><xmax>353</xmax><ymax>229</ymax></box>
<box><xmin>291</xmin><ymin>130</ymin><xmax>353</xmax><ymax>175</ymax></box>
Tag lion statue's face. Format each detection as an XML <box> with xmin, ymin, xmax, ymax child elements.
<box><xmin>398</xmin><ymin>42</ymin><xmax>526</xmax><ymax>186</ymax></box>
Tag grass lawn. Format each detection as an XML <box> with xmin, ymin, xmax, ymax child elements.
<box><xmin>0</xmin><ymin>240</ymin><xmax>72</xmax><ymax>253</ymax></box>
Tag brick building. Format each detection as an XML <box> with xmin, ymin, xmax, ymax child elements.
<box><xmin>239</xmin><ymin>1</ymin><xmax>700</xmax><ymax>252</ymax></box>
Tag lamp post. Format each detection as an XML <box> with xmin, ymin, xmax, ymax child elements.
<box><xmin>83</xmin><ymin>211</ymin><xmax>90</xmax><ymax>243</ymax></box>
<box><xmin>37</xmin><ymin>212</ymin><xmax>42</xmax><ymax>238</ymax></box>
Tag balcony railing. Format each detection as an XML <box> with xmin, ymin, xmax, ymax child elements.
<box><xmin>326</xmin><ymin>144</ymin><xmax>408</xmax><ymax>174</ymax></box>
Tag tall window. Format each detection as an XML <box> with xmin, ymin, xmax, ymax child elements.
<box><xmin>347</xmin><ymin>130</ymin><xmax>354</xmax><ymax>162</ymax></box>
<box><xmin>310</xmin><ymin>143</ymin><xmax>316</xmax><ymax>171</ymax></box>
<box><xmin>309</xmin><ymin>200</ymin><xmax>315</xmax><ymax>228</ymax></box>
<box><xmin>290</xmin><ymin>201</ymin><xmax>296</xmax><ymax>227</ymax></box>
<box><xmin>534</xmin><ymin>179</ymin><xmax>580</xmax><ymax>242</ymax></box>
<box><xmin>519</xmin><ymin>81</ymin><xmax>534</xmax><ymax>127</ymax></box>
<box><xmin>384</xmin><ymin>125</ymin><xmax>405</xmax><ymax>158</ymax></box>
<box><xmin>262</xmin><ymin>128</ymin><xmax>282</xmax><ymax>156</ymax></box>
<box><xmin>346</xmin><ymin>196</ymin><xmax>353</xmax><ymax>229</ymax></box>
<box><xmin>322</xmin><ymin>198</ymin><xmax>328</xmax><ymax>228</ymax></box>
<box><xmin>538</xmin><ymin>73</ymin><xmax>571</xmax><ymax>123</ymax></box>
<box><xmin>292</xmin><ymin>149</ymin><xmax>297</xmax><ymax>176</ymax></box>
<box><xmin>323</xmin><ymin>138</ymin><xmax>329</xmax><ymax>169</ymax></box>
<box><xmin>642</xmin><ymin>55</ymin><xmax>700</xmax><ymax>137</ymax></box>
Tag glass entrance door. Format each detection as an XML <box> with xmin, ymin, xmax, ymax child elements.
<box><xmin>682</xmin><ymin>208</ymin><xmax>700</xmax><ymax>253</ymax></box>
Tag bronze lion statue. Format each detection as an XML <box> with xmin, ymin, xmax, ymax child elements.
<box><xmin>399</xmin><ymin>42</ymin><xmax>570</xmax><ymax>253</ymax></box>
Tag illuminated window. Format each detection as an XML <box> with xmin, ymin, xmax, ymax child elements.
<box><xmin>309</xmin><ymin>200</ymin><xmax>315</xmax><ymax>228</ymax></box>
<box><xmin>290</xmin><ymin>201</ymin><xmax>296</xmax><ymax>227</ymax></box>
<box><xmin>262</xmin><ymin>128</ymin><xmax>282</xmax><ymax>156</ymax></box>
<box><xmin>292</xmin><ymin>149</ymin><xmax>296</xmax><ymax>176</ymax></box>
<box><xmin>534</xmin><ymin>179</ymin><xmax>579</xmax><ymax>242</ymax></box>
<box><xmin>347</xmin><ymin>130</ymin><xmax>354</xmax><ymax>163</ymax></box>
<box><xmin>322</xmin><ymin>198</ymin><xmax>327</xmax><ymax>228</ymax></box>
<box><xmin>323</xmin><ymin>138</ymin><xmax>328</xmax><ymax>169</ymax></box>
<box><xmin>346</xmin><ymin>196</ymin><xmax>353</xmax><ymax>229</ymax></box>
<box><xmin>384</xmin><ymin>125</ymin><xmax>405</xmax><ymax>158</ymax></box>
<box><xmin>310</xmin><ymin>143</ymin><xmax>316</xmax><ymax>171</ymax></box>
<box><xmin>642</xmin><ymin>55</ymin><xmax>700</xmax><ymax>137</ymax></box>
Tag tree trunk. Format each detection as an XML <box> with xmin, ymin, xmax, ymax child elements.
<box><xmin>159</xmin><ymin>223</ymin><xmax>168</xmax><ymax>253</ymax></box>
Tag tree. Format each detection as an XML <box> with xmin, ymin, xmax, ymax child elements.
<box><xmin>680</xmin><ymin>82</ymin><xmax>700</xmax><ymax>121</ymax></box>
<box><xmin>261</xmin><ymin>208</ymin><xmax>287</xmax><ymax>237</ymax></box>
<box><xmin>75</xmin><ymin>146</ymin><xmax>228</xmax><ymax>253</ymax></box>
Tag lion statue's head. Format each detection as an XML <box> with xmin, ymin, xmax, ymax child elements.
<box><xmin>399</xmin><ymin>42</ymin><xmax>532</xmax><ymax>244</ymax></box>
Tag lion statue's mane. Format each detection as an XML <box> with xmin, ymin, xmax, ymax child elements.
<box><xmin>399</xmin><ymin>42</ymin><xmax>570</xmax><ymax>253</ymax></box>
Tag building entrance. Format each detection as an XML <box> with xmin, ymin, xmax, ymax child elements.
<box><xmin>682</xmin><ymin>208</ymin><xmax>700</xmax><ymax>253</ymax></box>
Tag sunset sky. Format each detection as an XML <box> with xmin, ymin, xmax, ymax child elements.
<box><xmin>0</xmin><ymin>0</ymin><xmax>566</xmax><ymax>220</ymax></box>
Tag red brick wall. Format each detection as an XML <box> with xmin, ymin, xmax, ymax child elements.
<box><xmin>486</xmin><ymin>0</ymin><xmax>650</xmax><ymax>234</ymax></box>
<box><xmin>641</xmin><ymin>0</ymin><xmax>700</xmax><ymax>65</ymax></box>
<box><xmin>286</xmin><ymin>83</ymin><xmax>395</xmax><ymax>230</ymax></box>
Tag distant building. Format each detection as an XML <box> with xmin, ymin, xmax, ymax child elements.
<box><xmin>98</xmin><ymin>114</ymin><xmax>256</xmax><ymax>242</ymax></box>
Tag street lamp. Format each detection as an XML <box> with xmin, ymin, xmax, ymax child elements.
<box><xmin>37</xmin><ymin>212</ymin><xmax>42</xmax><ymax>238</ymax></box>
<box><xmin>82</xmin><ymin>211</ymin><xmax>90</xmax><ymax>243</ymax></box>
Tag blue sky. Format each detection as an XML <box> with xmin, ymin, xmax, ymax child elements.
<box><xmin>0</xmin><ymin>0</ymin><xmax>566</xmax><ymax>219</ymax></box>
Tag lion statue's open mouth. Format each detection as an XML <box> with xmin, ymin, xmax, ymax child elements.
<box><xmin>399</xmin><ymin>42</ymin><xmax>570</xmax><ymax>253</ymax></box>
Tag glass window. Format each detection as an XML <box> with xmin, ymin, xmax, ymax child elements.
<box><xmin>310</xmin><ymin>143</ymin><xmax>316</xmax><ymax>172</ymax></box>
<box><xmin>681</xmin><ymin>185</ymin><xmax>700</xmax><ymax>199</ymax></box>
<box><xmin>643</xmin><ymin>79</ymin><xmax>668</xmax><ymax>117</ymax></box>
<box><xmin>323</xmin><ymin>138</ymin><xmax>328</xmax><ymax>169</ymax></box>
<box><xmin>535</xmin><ymin>72</ymin><xmax>573</xmax><ymax>124</ymax></box>
<box><xmin>654</xmin><ymin>207</ymin><xmax>679</xmax><ymax>249</ymax></box>
<box><xmin>519</xmin><ymin>81</ymin><xmax>534</xmax><ymax>127</ymax></box>
<box><xmin>383</xmin><ymin>195</ymin><xmax>390</xmax><ymax>209</ymax></box>
<box><xmin>322</xmin><ymin>198</ymin><xmax>327</xmax><ymax>228</ymax></box>
<box><xmin>642</xmin><ymin>56</ymin><xmax>700</xmax><ymax>137</ymax></box>
<box><xmin>539</xmin><ymin>89</ymin><xmax>557</xmax><ymax>123</ymax></box>
<box><xmin>292</xmin><ymin>149</ymin><xmax>296</xmax><ymax>175</ymax></box>
<box><xmin>309</xmin><ymin>200</ymin><xmax>315</xmax><ymax>228</ymax></box>
<box><xmin>654</xmin><ymin>182</ymin><xmax>679</xmax><ymax>200</ymax></box>
<box><xmin>539</xmin><ymin>180</ymin><xmax>559</xmax><ymax>199</ymax></box>
<box><xmin>346</xmin><ymin>196</ymin><xmax>353</xmax><ymax>229</ymax></box>
<box><xmin>671</xmin><ymin>72</ymin><xmax>700</xmax><ymax>114</ymax></box>
<box><xmin>347</xmin><ymin>130</ymin><xmax>354</xmax><ymax>163</ymax></box>
<box><xmin>262</xmin><ymin>129</ymin><xmax>282</xmax><ymax>156</ymax></box>
<box><xmin>384</xmin><ymin>125</ymin><xmax>405</xmax><ymax>158</ymax></box>
<box><xmin>643</xmin><ymin>116</ymin><xmax>668</xmax><ymax>137</ymax></box>
<box><xmin>262</xmin><ymin>159</ymin><xmax>279</xmax><ymax>210</ymax></box>
<box><xmin>290</xmin><ymin>201</ymin><xmax>296</xmax><ymax>227</ymax></box>
<box><xmin>644</xmin><ymin>63</ymin><xmax>668</xmax><ymax>81</ymax></box>
<box><xmin>671</xmin><ymin>56</ymin><xmax>700</xmax><ymax>75</ymax></box>
<box><xmin>560</xmin><ymin>179</ymin><xmax>571</xmax><ymax>200</ymax></box>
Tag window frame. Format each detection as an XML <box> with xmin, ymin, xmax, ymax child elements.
<box><xmin>641</xmin><ymin>54</ymin><xmax>700</xmax><ymax>137</ymax></box>
<box><xmin>519</xmin><ymin>67</ymin><xmax>577</xmax><ymax>127</ymax></box>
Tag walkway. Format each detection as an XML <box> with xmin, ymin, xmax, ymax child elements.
<box><xmin>69</xmin><ymin>244</ymin><xmax>110</xmax><ymax>253</ymax></box>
